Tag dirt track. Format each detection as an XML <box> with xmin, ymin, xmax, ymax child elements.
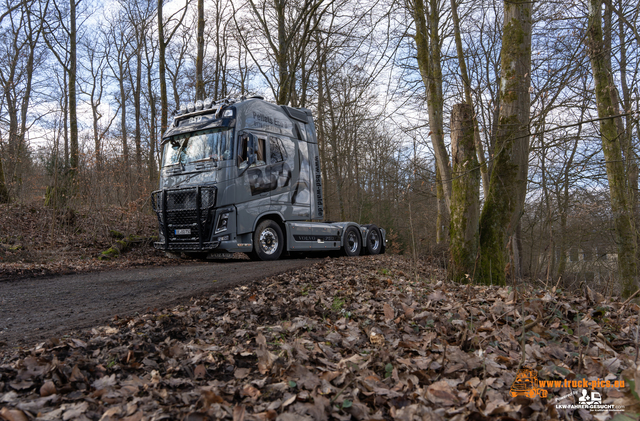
<box><xmin>0</xmin><ymin>258</ymin><xmax>318</xmax><ymax>349</ymax></box>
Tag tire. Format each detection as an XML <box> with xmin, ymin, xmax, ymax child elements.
<box><xmin>253</xmin><ymin>219</ymin><xmax>284</xmax><ymax>261</ymax></box>
<box><xmin>342</xmin><ymin>226</ymin><xmax>362</xmax><ymax>256</ymax></box>
<box><xmin>365</xmin><ymin>225</ymin><xmax>382</xmax><ymax>255</ymax></box>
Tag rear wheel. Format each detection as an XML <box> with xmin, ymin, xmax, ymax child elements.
<box><xmin>342</xmin><ymin>226</ymin><xmax>362</xmax><ymax>256</ymax></box>
<box><xmin>365</xmin><ymin>225</ymin><xmax>382</xmax><ymax>255</ymax></box>
<box><xmin>253</xmin><ymin>220</ymin><xmax>284</xmax><ymax>261</ymax></box>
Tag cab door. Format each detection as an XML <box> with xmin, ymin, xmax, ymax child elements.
<box><xmin>268</xmin><ymin>136</ymin><xmax>294</xmax><ymax>218</ymax></box>
<box><xmin>235</xmin><ymin>132</ymin><xmax>270</xmax><ymax>234</ymax></box>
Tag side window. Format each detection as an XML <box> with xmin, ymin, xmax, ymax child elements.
<box><xmin>269</xmin><ymin>137</ymin><xmax>287</xmax><ymax>164</ymax></box>
<box><xmin>237</xmin><ymin>133</ymin><xmax>266</xmax><ymax>168</ymax></box>
<box><xmin>256</xmin><ymin>138</ymin><xmax>266</xmax><ymax>165</ymax></box>
<box><xmin>238</xmin><ymin>135</ymin><xmax>248</xmax><ymax>167</ymax></box>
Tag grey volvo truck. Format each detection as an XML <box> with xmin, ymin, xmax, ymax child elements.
<box><xmin>151</xmin><ymin>96</ymin><xmax>385</xmax><ymax>260</ymax></box>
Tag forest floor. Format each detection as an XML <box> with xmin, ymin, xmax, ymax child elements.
<box><xmin>1</xmin><ymin>253</ymin><xmax>640</xmax><ymax>420</ymax></box>
<box><xmin>2</xmin><ymin>203</ymin><xmax>640</xmax><ymax>420</ymax></box>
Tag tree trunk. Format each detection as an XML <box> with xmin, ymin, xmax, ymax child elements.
<box><xmin>276</xmin><ymin>0</ymin><xmax>289</xmax><ymax>105</ymax></box>
<box><xmin>436</xmin><ymin>165</ymin><xmax>447</xmax><ymax>243</ymax></box>
<box><xmin>449</xmin><ymin>103</ymin><xmax>480</xmax><ymax>282</ymax></box>
<box><xmin>412</xmin><ymin>0</ymin><xmax>452</xmax><ymax>213</ymax></box>
<box><xmin>68</xmin><ymin>0</ymin><xmax>79</xmax><ymax>176</ymax></box>
<box><xmin>586</xmin><ymin>0</ymin><xmax>638</xmax><ymax>295</ymax></box>
<box><xmin>315</xmin><ymin>36</ymin><xmax>329</xmax><ymax>221</ymax></box>
<box><xmin>158</xmin><ymin>0</ymin><xmax>168</xmax><ymax>135</ymax></box>
<box><xmin>91</xmin><ymin>100</ymin><xmax>101</xmax><ymax>171</ymax></box>
<box><xmin>0</xmin><ymin>156</ymin><xmax>8</xmax><ymax>203</ymax></box>
<box><xmin>557</xmin><ymin>108</ymin><xmax>583</xmax><ymax>278</ymax></box>
<box><xmin>617</xmin><ymin>0</ymin><xmax>639</xmax><ymax>256</ymax></box>
<box><xmin>145</xmin><ymin>37</ymin><xmax>158</xmax><ymax>186</ymax></box>
<box><xmin>132</xmin><ymin>24</ymin><xmax>143</xmax><ymax>174</ymax></box>
<box><xmin>63</xmin><ymin>67</ymin><xmax>69</xmax><ymax>169</ymax></box>
<box><xmin>196</xmin><ymin>0</ymin><xmax>205</xmax><ymax>100</ymax></box>
<box><xmin>119</xmin><ymin>61</ymin><xmax>129</xmax><ymax>169</ymax></box>
<box><xmin>450</xmin><ymin>0</ymin><xmax>489</xmax><ymax>199</ymax></box>
<box><xmin>478</xmin><ymin>0</ymin><xmax>532</xmax><ymax>285</ymax></box>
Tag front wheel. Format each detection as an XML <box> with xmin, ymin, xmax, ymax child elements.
<box><xmin>253</xmin><ymin>220</ymin><xmax>284</xmax><ymax>261</ymax></box>
<box><xmin>342</xmin><ymin>226</ymin><xmax>362</xmax><ymax>256</ymax></box>
<box><xmin>365</xmin><ymin>225</ymin><xmax>382</xmax><ymax>255</ymax></box>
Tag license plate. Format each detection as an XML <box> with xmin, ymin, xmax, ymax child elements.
<box><xmin>175</xmin><ymin>229</ymin><xmax>191</xmax><ymax>235</ymax></box>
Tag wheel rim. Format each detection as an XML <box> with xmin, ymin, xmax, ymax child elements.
<box><xmin>347</xmin><ymin>231</ymin><xmax>359</xmax><ymax>253</ymax></box>
<box><xmin>368</xmin><ymin>229</ymin><xmax>380</xmax><ymax>250</ymax></box>
<box><xmin>259</xmin><ymin>228</ymin><xmax>279</xmax><ymax>255</ymax></box>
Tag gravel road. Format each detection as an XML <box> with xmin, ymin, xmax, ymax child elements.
<box><xmin>0</xmin><ymin>258</ymin><xmax>318</xmax><ymax>349</ymax></box>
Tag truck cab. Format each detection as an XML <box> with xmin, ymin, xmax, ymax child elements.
<box><xmin>152</xmin><ymin>96</ymin><xmax>385</xmax><ymax>260</ymax></box>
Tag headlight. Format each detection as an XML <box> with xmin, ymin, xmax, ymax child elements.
<box><xmin>216</xmin><ymin>212</ymin><xmax>229</xmax><ymax>233</ymax></box>
<box><xmin>196</xmin><ymin>100</ymin><xmax>203</xmax><ymax>110</ymax></box>
<box><xmin>187</xmin><ymin>102</ymin><xmax>195</xmax><ymax>113</ymax></box>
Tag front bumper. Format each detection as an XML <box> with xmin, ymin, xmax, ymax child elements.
<box><xmin>151</xmin><ymin>186</ymin><xmax>218</xmax><ymax>251</ymax></box>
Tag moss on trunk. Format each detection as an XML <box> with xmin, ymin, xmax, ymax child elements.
<box><xmin>586</xmin><ymin>0</ymin><xmax>638</xmax><ymax>296</ymax></box>
<box><xmin>99</xmin><ymin>234</ymin><xmax>146</xmax><ymax>261</ymax></box>
<box><xmin>450</xmin><ymin>104</ymin><xmax>480</xmax><ymax>282</ymax></box>
<box><xmin>478</xmin><ymin>1</ymin><xmax>532</xmax><ymax>285</ymax></box>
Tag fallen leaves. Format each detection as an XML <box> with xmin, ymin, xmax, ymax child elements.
<box><xmin>1</xmin><ymin>254</ymin><xmax>640</xmax><ymax>420</ymax></box>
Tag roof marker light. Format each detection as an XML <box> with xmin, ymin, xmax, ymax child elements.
<box><xmin>223</xmin><ymin>109</ymin><xmax>234</xmax><ymax>118</ymax></box>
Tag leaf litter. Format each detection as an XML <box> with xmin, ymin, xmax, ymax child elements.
<box><xmin>1</xmin><ymin>254</ymin><xmax>640</xmax><ymax>420</ymax></box>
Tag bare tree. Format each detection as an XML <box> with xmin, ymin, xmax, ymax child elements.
<box><xmin>79</xmin><ymin>29</ymin><xmax>116</xmax><ymax>172</ymax></box>
<box><xmin>41</xmin><ymin>0</ymin><xmax>81</xmax><ymax>179</ymax></box>
<box><xmin>478</xmin><ymin>0</ymin><xmax>533</xmax><ymax>285</ymax></box>
<box><xmin>157</xmin><ymin>0</ymin><xmax>190</xmax><ymax>134</ymax></box>
<box><xmin>144</xmin><ymin>24</ymin><xmax>159</xmax><ymax>185</ymax></box>
<box><xmin>0</xmin><ymin>0</ymin><xmax>45</xmax><ymax>198</ymax></box>
<box><xmin>236</xmin><ymin>0</ymin><xmax>330</xmax><ymax>105</ymax></box>
<box><xmin>586</xmin><ymin>0</ymin><xmax>638</xmax><ymax>295</ymax></box>
<box><xmin>195</xmin><ymin>0</ymin><xmax>205</xmax><ymax>100</ymax></box>
<box><xmin>409</xmin><ymin>0</ymin><xmax>452</xmax><ymax>242</ymax></box>
<box><xmin>106</xmin><ymin>15</ymin><xmax>132</xmax><ymax>169</ymax></box>
<box><xmin>450</xmin><ymin>0</ymin><xmax>489</xmax><ymax>198</ymax></box>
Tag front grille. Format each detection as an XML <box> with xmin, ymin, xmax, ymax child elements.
<box><xmin>152</xmin><ymin>186</ymin><xmax>217</xmax><ymax>250</ymax></box>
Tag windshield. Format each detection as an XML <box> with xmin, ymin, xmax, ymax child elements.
<box><xmin>162</xmin><ymin>128</ymin><xmax>233</xmax><ymax>167</ymax></box>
